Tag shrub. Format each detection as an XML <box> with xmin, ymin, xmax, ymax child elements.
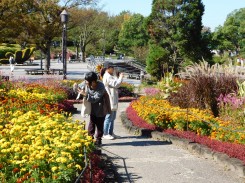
<box><xmin>172</xmin><ymin>61</ymin><xmax>238</xmax><ymax>116</ymax></box>
<box><xmin>0</xmin><ymin>59</ymin><xmax>9</xmax><ymax>64</ymax></box>
<box><xmin>118</xmin><ymin>82</ymin><xmax>135</xmax><ymax>97</ymax></box>
<box><xmin>0</xmin><ymin>47</ymin><xmax>16</xmax><ymax>59</ymax></box>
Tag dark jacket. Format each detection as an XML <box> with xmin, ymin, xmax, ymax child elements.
<box><xmin>79</xmin><ymin>81</ymin><xmax>109</xmax><ymax>117</ymax></box>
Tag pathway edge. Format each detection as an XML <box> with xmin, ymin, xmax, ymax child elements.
<box><xmin>120</xmin><ymin>111</ymin><xmax>245</xmax><ymax>177</ymax></box>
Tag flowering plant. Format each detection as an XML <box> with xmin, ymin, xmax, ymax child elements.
<box><xmin>0</xmin><ymin>79</ymin><xmax>95</xmax><ymax>182</ymax></box>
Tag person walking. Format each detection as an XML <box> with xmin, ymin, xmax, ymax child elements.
<box><xmin>77</xmin><ymin>72</ymin><xmax>110</xmax><ymax>146</ymax></box>
<box><xmin>102</xmin><ymin>63</ymin><xmax>123</xmax><ymax>140</ymax></box>
<box><xmin>9</xmin><ymin>55</ymin><xmax>15</xmax><ymax>73</ymax></box>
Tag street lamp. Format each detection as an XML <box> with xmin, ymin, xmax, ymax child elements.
<box><xmin>102</xmin><ymin>30</ymin><xmax>105</xmax><ymax>61</ymax></box>
<box><xmin>60</xmin><ymin>9</ymin><xmax>69</xmax><ymax>79</ymax></box>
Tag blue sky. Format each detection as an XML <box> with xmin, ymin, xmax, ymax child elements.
<box><xmin>98</xmin><ymin>0</ymin><xmax>245</xmax><ymax>32</ymax></box>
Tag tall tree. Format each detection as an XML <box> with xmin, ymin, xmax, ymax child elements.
<box><xmin>146</xmin><ymin>0</ymin><xmax>211</xmax><ymax>78</ymax></box>
<box><xmin>212</xmin><ymin>8</ymin><xmax>245</xmax><ymax>57</ymax></box>
<box><xmin>69</xmin><ymin>8</ymin><xmax>109</xmax><ymax>62</ymax></box>
<box><xmin>118</xmin><ymin>13</ymin><xmax>149</xmax><ymax>55</ymax></box>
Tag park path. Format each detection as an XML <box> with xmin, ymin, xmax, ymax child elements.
<box><xmin>73</xmin><ymin>102</ymin><xmax>245</xmax><ymax>183</ymax></box>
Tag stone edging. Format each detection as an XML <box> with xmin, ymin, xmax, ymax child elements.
<box><xmin>120</xmin><ymin>112</ymin><xmax>245</xmax><ymax>177</ymax></box>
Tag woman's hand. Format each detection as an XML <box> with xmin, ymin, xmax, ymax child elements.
<box><xmin>78</xmin><ymin>88</ymin><xmax>88</xmax><ymax>97</ymax></box>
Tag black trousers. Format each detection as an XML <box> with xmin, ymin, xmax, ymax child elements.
<box><xmin>88</xmin><ymin>115</ymin><xmax>105</xmax><ymax>141</ymax></box>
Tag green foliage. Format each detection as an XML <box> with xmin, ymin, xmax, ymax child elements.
<box><xmin>118</xmin><ymin>13</ymin><xmax>149</xmax><ymax>54</ymax></box>
<box><xmin>0</xmin><ymin>46</ymin><xmax>18</xmax><ymax>59</ymax></box>
<box><xmin>22</xmin><ymin>48</ymin><xmax>31</xmax><ymax>61</ymax></box>
<box><xmin>5</xmin><ymin>52</ymin><xmax>14</xmax><ymax>58</ymax></box>
<box><xmin>0</xmin><ymin>59</ymin><xmax>9</xmax><ymax>64</ymax></box>
<box><xmin>156</xmin><ymin>72</ymin><xmax>182</xmax><ymax>99</ymax></box>
<box><xmin>147</xmin><ymin>0</ymin><xmax>212</xmax><ymax>74</ymax></box>
<box><xmin>14</xmin><ymin>47</ymin><xmax>36</xmax><ymax>64</ymax></box>
<box><xmin>237</xmin><ymin>80</ymin><xmax>245</xmax><ymax>97</ymax></box>
<box><xmin>146</xmin><ymin>43</ymin><xmax>169</xmax><ymax>80</ymax></box>
<box><xmin>212</xmin><ymin>8</ymin><xmax>245</xmax><ymax>57</ymax></box>
<box><xmin>15</xmin><ymin>50</ymin><xmax>22</xmax><ymax>64</ymax></box>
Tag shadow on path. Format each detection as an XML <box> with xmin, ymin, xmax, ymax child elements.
<box><xmin>103</xmin><ymin>137</ymin><xmax>171</xmax><ymax>147</ymax></box>
<box><xmin>101</xmin><ymin>147</ymin><xmax>141</xmax><ymax>183</ymax></box>
<box><xmin>101</xmin><ymin>137</ymin><xmax>171</xmax><ymax>182</ymax></box>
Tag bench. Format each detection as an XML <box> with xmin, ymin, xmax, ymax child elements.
<box><xmin>69</xmin><ymin>59</ymin><xmax>81</xmax><ymax>63</ymax></box>
<box><xmin>49</xmin><ymin>69</ymin><xmax>63</xmax><ymax>75</ymax></box>
<box><xmin>25</xmin><ymin>69</ymin><xmax>63</xmax><ymax>75</ymax></box>
<box><xmin>126</xmin><ymin>73</ymin><xmax>140</xmax><ymax>80</ymax></box>
<box><xmin>25</xmin><ymin>69</ymin><xmax>46</xmax><ymax>75</ymax></box>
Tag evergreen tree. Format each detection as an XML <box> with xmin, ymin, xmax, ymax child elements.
<box><xmin>146</xmin><ymin>0</ymin><xmax>212</xmax><ymax>78</ymax></box>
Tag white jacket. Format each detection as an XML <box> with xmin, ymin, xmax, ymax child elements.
<box><xmin>103</xmin><ymin>71</ymin><xmax>123</xmax><ymax>111</ymax></box>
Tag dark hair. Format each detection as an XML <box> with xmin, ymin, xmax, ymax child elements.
<box><xmin>103</xmin><ymin>62</ymin><xmax>114</xmax><ymax>69</ymax></box>
<box><xmin>100</xmin><ymin>67</ymin><xmax>107</xmax><ymax>78</ymax></box>
<box><xmin>85</xmin><ymin>72</ymin><xmax>98</xmax><ymax>83</ymax></box>
<box><xmin>107</xmin><ymin>65</ymin><xmax>114</xmax><ymax>69</ymax></box>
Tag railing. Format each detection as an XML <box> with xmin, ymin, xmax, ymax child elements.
<box><xmin>74</xmin><ymin>145</ymin><xmax>92</xmax><ymax>183</ymax></box>
<box><xmin>74</xmin><ymin>122</ymin><xmax>92</xmax><ymax>183</ymax></box>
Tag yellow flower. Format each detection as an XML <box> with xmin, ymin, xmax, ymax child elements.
<box><xmin>75</xmin><ymin>164</ymin><xmax>82</xmax><ymax>170</ymax></box>
<box><xmin>51</xmin><ymin>166</ymin><xmax>58</xmax><ymax>172</ymax></box>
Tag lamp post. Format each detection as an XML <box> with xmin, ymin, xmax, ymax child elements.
<box><xmin>102</xmin><ymin>29</ymin><xmax>105</xmax><ymax>61</ymax></box>
<box><xmin>60</xmin><ymin>9</ymin><xmax>68</xmax><ymax>79</ymax></box>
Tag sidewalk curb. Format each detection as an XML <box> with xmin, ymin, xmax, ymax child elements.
<box><xmin>120</xmin><ymin>111</ymin><xmax>245</xmax><ymax>177</ymax></box>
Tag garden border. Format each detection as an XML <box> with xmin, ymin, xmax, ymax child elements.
<box><xmin>120</xmin><ymin>111</ymin><xmax>245</xmax><ymax>177</ymax></box>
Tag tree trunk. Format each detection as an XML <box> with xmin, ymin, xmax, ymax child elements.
<box><xmin>80</xmin><ymin>44</ymin><xmax>86</xmax><ymax>62</ymax></box>
<box><xmin>44</xmin><ymin>44</ymin><xmax>51</xmax><ymax>71</ymax></box>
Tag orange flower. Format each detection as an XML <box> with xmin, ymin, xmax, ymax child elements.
<box><xmin>32</xmin><ymin>165</ymin><xmax>39</xmax><ymax>169</ymax></box>
<box><xmin>12</xmin><ymin>167</ymin><xmax>20</xmax><ymax>173</ymax></box>
<box><xmin>16</xmin><ymin>178</ymin><xmax>23</xmax><ymax>183</ymax></box>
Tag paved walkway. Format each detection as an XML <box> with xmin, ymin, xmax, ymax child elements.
<box><xmin>1</xmin><ymin>60</ymin><xmax>244</xmax><ymax>183</ymax></box>
<box><xmin>73</xmin><ymin>102</ymin><xmax>244</xmax><ymax>183</ymax></box>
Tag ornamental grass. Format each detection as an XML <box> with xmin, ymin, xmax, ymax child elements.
<box><xmin>0</xmin><ymin>79</ymin><xmax>95</xmax><ymax>182</ymax></box>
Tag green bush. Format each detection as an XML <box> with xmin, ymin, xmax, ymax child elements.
<box><xmin>0</xmin><ymin>48</ymin><xmax>16</xmax><ymax>59</ymax></box>
<box><xmin>0</xmin><ymin>59</ymin><xmax>9</xmax><ymax>64</ymax></box>
<box><xmin>14</xmin><ymin>47</ymin><xmax>36</xmax><ymax>64</ymax></box>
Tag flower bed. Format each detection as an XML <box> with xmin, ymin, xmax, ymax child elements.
<box><xmin>127</xmin><ymin>97</ymin><xmax>245</xmax><ymax>164</ymax></box>
<box><xmin>0</xmin><ymin>79</ymin><xmax>99</xmax><ymax>182</ymax></box>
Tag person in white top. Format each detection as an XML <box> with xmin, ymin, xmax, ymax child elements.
<box><xmin>102</xmin><ymin>63</ymin><xmax>123</xmax><ymax>140</ymax></box>
<box><xmin>9</xmin><ymin>55</ymin><xmax>15</xmax><ymax>73</ymax></box>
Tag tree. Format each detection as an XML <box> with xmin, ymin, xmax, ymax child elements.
<box><xmin>69</xmin><ymin>8</ymin><xmax>109</xmax><ymax>62</ymax></box>
<box><xmin>146</xmin><ymin>0</ymin><xmax>211</xmax><ymax>78</ymax></box>
<box><xmin>118</xmin><ymin>13</ymin><xmax>149</xmax><ymax>55</ymax></box>
<box><xmin>105</xmin><ymin>12</ymin><xmax>127</xmax><ymax>55</ymax></box>
<box><xmin>212</xmin><ymin>8</ymin><xmax>245</xmax><ymax>57</ymax></box>
<box><xmin>146</xmin><ymin>43</ymin><xmax>169</xmax><ymax>79</ymax></box>
<box><xmin>0</xmin><ymin>0</ymin><xmax>96</xmax><ymax>71</ymax></box>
